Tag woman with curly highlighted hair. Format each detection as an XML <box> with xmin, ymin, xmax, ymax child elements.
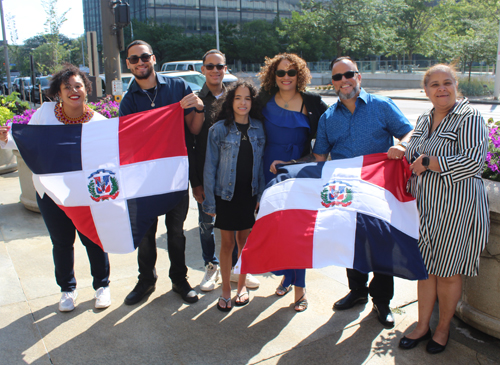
<box><xmin>257</xmin><ymin>53</ymin><xmax>328</xmax><ymax>312</ymax></box>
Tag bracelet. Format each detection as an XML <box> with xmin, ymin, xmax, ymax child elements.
<box><xmin>291</xmin><ymin>159</ymin><xmax>297</xmax><ymax>163</ymax></box>
<box><xmin>194</xmin><ymin>106</ymin><xmax>205</xmax><ymax>113</ymax></box>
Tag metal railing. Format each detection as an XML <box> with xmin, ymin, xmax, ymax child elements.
<box><xmin>230</xmin><ymin>59</ymin><xmax>497</xmax><ymax>75</ymax></box>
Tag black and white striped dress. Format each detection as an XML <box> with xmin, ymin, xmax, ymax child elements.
<box><xmin>405</xmin><ymin>98</ymin><xmax>490</xmax><ymax>277</ymax></box>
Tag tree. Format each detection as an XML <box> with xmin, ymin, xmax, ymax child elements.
<box><xmin>386</xmin><ymin>0</ymin><xmax>434</xmax><ymax>60</ymax></box>
<box><xmin>426</xmin><ymin>0</ymin><xmax>500</xmax><ymax>74</ymax></box>
<box><xmin>41</xmin><ymin>0</ymin><xmax>69</xmax><ymax>73</ymax></box>
<box><xmin>280</xmin><ymin>0</ymin><xmax>389</xmax><ymax>60</ymax></box>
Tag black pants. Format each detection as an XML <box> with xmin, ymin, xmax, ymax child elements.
<box><xmin>137</xmin><ymin>194</ymin><xmax>189</xmax><ymax>286</ymax></box>
<box><xmin>37</xmin><ymin>193</ymin><xmax>110</xmax><ymax>292</ymax></box>
<box><xmin>346</xmin><ymin>268</ymin><xmax>394</xmax><ymax>305</ymax></box>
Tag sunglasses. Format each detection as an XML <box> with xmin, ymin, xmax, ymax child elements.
<box><xmin>276</xmin><ymin>69</ymin><xmax>297</xmax><ymax>77</ymax></box>
<box><xmin>204</xmin><ymin>63</ymin><xmax>226</xmax><ymax>70</ymax></box>
<box><xmin>332</xmin><ymin>71</ymin><xmax>359</xmax><ymax>81</ymax></box>
<box><xmin>127</xmin><ymin>53</ymin><xmax>153</xmax><ymax>64</ymax></box>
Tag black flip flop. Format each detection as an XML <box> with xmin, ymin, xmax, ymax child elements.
<box><xmin>216</xmin><ymin>296</ymin><xmax>232</xmax><ymax>312</ymax></box>
<box><xmin>235</xmin><ymin>291</ymin><xmax>249</xmax><ymax>306</ymax></box>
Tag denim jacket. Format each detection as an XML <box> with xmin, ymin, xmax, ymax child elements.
<box><xmin>203</xmin><ymin>117</ymin><xmax>266</xmax><ymax>215</ymax></box>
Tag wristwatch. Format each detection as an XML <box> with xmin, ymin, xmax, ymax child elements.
<box><xmin>422</xmin><ymin>156</ymin><xmax>430</xmax><ymax>170</ymax></box>
<box><xmin>398</xmin><ymin>141</ymin><xmax>408</xmax><ymax>150</ymax></box>
<box><xmin>195</xmin><ymin>106</ymin><xmax>205</xmax><ymax>113</ymax></box>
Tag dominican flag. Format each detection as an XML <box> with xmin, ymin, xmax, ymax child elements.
<box><xmin>12</xmin><ymin>103</ymin><xmax>187</xmax><ymax>254</ymax></box>
<box><xmin>235</xmin><ymin>153</ymin><xmax>428</xmax><ymax>281</ymax></box>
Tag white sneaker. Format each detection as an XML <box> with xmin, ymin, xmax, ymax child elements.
<box><xmin>94</xmin><ymin>286</ymin><xmax>111</xmax><ymax>309</ymax></box>
<box><xmin>230</xmin><ymin>270</ymin><xmax>260</xmax><ymax>289</ymax></box>
<box><xmin>59</xmin><ymin>291</ymin><xmax>77</xmax><ymax>312</ymax></box>
<box><xmin>200</xmin><ymin>263</ymin><xmax>220</xmax><ymax>292</ymax></box>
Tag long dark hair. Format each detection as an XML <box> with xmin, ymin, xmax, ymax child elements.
<box><xmin>212</xmin><ymin>80</ymin><xmax>264</xmax><ymax>128</ymax></box>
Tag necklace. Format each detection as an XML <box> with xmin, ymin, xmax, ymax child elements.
<box><xmin>236</xmin><ymin>122</ymin><xmax>248</xmax><ymax>141</ymax></box>
<box><xmin>54</xmin><ymin>103</ymin><xmax>94</xmax><ymax>124</ymax></box>
<box><xmin>278</xmin><ymin>91</ymin><xmax>297</xmax><ymax>109</ymax></box>
<box><xmin>144</xmin><ymin>87</ymin><xmax>158</xmax><ymax>107</ymax></box>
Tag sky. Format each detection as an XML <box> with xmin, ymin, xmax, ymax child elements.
<box><xmin>1</xmin><ymin>0</ymin><xmax>85</xmax><ymax>44</ymax></box>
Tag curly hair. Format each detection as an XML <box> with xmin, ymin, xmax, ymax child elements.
<box><xmin>212</xmin><ymin>80</ymin><xmax>264</xmax><ymax>128</ymax></box>
<box><xmin>257</xmin><ymin>53</ymin><xmax>312</xmax><ymax>93</ymax></box>
<box><xmin>46</xmin><ymin>63</ymin><xmax>92</xmax><ymax>100</ymax></box>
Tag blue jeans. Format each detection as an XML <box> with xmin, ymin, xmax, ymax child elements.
<box><xmin>274</xmin><ymin>269</ymin><xmax>306</xmax><ymax>288</ymax></box>
<box><xmin>36</xmin><ymin>193</ymin><xmax>110</xmax><ymax>292</ymax></box>
<box><xmin>198</xmin><ymin>202</ymin><xmax>219</xmax><ymax>266</ymax></box>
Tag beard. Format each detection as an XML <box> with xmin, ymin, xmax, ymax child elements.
<box><xmin>338</xmin><ymin>84</ymin><xmax>359</xmax><ymax>100</ymax></box>
<box><xmin>133</xmin><ymin>64</ymin><xmax>154</xmax><ymax>80</ymax></box>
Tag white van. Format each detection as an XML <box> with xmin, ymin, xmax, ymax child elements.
<box><xmin>160</xmin><ymin>60</ymin><xmax>238</xmax><ymax>84</ymax></box>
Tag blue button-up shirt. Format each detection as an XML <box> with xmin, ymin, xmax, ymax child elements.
<box><xmin>313</xmin><ymin>88</ymin><xmax>412</xmax><ymax>160</ymax></box>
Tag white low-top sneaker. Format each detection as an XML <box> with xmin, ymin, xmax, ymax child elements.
<box><xmin>200</xmin><ymin>263</ymin><xmax>220</xmax><ymax>292</ymax></box>
<box><xmin>230</xmin><ymin>270</ymin><xmax>260</xmax><ymax>289</ymax></box>
<box><xmin>95</xmin><ymin>286</ymin><xmax>111</xmax><ymax>309</ymax></box>
<box><xmin>59</xmin><ymin>291</ymin><xmax>78</xmax><ymax>312</ymax></box>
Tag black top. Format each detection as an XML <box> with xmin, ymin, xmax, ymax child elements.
<box><xmin>234</xmin><ymin>122</ymin><xmax>253</xmax><ymax>198</ymax></box>
<box><xmin>189</xmin><ymin>83</ymin><xmax>227</xmax><ymax>188</ymax></box>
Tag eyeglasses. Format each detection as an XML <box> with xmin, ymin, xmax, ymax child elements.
<box><xmin>276</xmin><ymin>69</ymin><xmax>297</xmax><ymax>77</ymax></box>
<box><xmin>204</xmin><ymin>63</ymin><xmax>226</xmax><ymax>70</ymax></box>
<box><xmin>127</xmin><ymin>53</ymin><xmax>153</xmax><ymax>64</ymax></box>
<box><xmin>332</xmin><ymin>71</ymin><xmax>359</xmax><ymax>81</ymax></box>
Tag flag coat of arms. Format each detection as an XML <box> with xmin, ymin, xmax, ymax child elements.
<box><xmin>235</xmin><ymin>153</ymin><xmax>428</xmax><ymax>281</ymax></box>
<box><xmin>12</xmin><ymin>103</ymin><xmax>187</xmax><ymax>254</ymax></box>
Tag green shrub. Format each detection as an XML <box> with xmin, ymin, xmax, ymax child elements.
<box><xmin>0</xmin><ymin>106</ymin><xmax>13</xmax><ymax>125</ymax></box>
<box><xmin>458</xmin><ymin>77</ymin><xmax>493</xmax><ymax>97</ymax></box>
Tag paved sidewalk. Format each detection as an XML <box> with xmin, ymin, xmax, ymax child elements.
<box><xmin>1</xmin><ymin>170</ymin><xmax>500</xmax><ymax>364</ymax></box>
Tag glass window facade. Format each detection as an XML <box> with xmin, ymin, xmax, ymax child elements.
<box><xmin>83</xmin><ymin>0</ymin><xmax>302</xmax><ymax>43</ymax></box>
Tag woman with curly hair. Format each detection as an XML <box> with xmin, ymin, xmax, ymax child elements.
<box><xmin>0</xmin><ymin>64</ymin><xmax>111</xmax><ymax>312</ymax></box>
<box><xmin>203</xmin><ymin>80</ymin><xmax>266</xmax><ymax>311</ymax></box>
<box><xmin>258</xmin><ymin>53</ymin><xmax>328</xmax><ymax>312</ymax></box>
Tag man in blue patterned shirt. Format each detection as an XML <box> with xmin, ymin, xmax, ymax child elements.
<box><xmin>271</xmin><ymin>56</ymin><xmax>413</xmax><ymax>328</ymax></box>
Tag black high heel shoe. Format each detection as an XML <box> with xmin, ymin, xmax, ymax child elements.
<box><xmin>426</xmin><ymin>332</ymin><xmax>450</xmax><ymax>354</ymax></box>
<box><xmin>399</xmin><ymin>328</ymin><xmax>432</xmax><ymax>350</ymax></box>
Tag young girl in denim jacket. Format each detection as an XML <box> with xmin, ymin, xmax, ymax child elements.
<box><xmin>203</xmin><ymin>81</ymin><xmax>266</xmax><ymax>312</ymax></box>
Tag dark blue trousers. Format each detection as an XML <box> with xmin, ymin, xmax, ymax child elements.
<box><xmin>36</xmin><ymin>193</ymin><xmax>110</xmax><ymax>292</ymax></box>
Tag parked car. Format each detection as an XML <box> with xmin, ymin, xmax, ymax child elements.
<box><xmin>12</xmin><ymin>77</ymin><xmax>31</xmax><ymax>95</ymax></box>
<box><xmin>33</xmin><ymin>76</ymin><xmax>52</xmax><ymax>102</ymax></box>
<box><xmin>160</xmin><ymin>60</ymin><xmax>238</xmax><ymax>85</ymax></box>
<box><xmin>124</xmin><ymin>70</ymin><xmax>207</xmax><ymax>96</ymax></box>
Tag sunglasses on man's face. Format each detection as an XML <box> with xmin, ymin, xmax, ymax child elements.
<box><xmin>127</xmin><ymin>53</ymin><xmax>153</xmax><ymax>64</ymax></box>
<box><xmin>204</xmin><ymin>64</ymin><xmax>226</xmax><ymax>70</ymax></box>
<box><xmin>276</xmin><ymin>69</ymin><xmax>297</xmax><ymax>77</ymax></box>
<box><xmin>332</xmin><ymin>70</ymin><xmax>359</xmax><ymax>82</ymax></box>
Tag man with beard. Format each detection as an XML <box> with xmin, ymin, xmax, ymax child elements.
<box><xmin>271</xmin><ymin>56</ymin><xmax>413</xmax><ymax>327</ymax></box>
<box><xmin>119</xmin><ymin>40</ymin><xmax>205</xmax><ymax>305</ymax></box>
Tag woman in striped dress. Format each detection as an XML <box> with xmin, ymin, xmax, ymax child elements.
<box><xmin>399</xmin><ymin>64</ymin><xmax>489</xmax><ymax>354</ymax></box>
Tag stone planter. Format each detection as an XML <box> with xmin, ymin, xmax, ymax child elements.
<box><xmin>456</xmin><ymin>179</ymin><xmax>500</xmax><ymax>339</ymax></box>
<box><xmin>0</xmin><ymin>148</ymin><xmax>17</xmax><ymax>174</ymax></box>
<box><xmin>12</xmin><ymin>150</ymin><xmax>40</xmax><ymax>213</ymax></box>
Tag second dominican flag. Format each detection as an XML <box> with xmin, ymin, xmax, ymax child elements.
<box><xmin>12</xmin><ymin>103</ymin><xmax>187</xmax><ymax>254</ymax></box>
<box><xmin>235</xmin><ymin>153</ymin><xmax>428</xmax><ymax>281</ymax></box>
